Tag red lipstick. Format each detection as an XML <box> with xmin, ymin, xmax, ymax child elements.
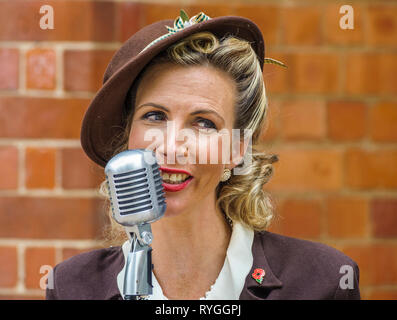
<box><xmin>159</xmin><ymin>167</ymin><xmax>192</xmax><ymax>176</ymax></box>
<box><xmin>159</xmin><ymin>167</ymin><xmax>193</xmax><ymax>192</ymax></box>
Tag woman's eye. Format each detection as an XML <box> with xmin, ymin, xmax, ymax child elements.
<box><xmin>141</xmin><ymin>112</ymin><xmax>216</xmax><ymax>131</ymax></box>
<box><xmin>142</xmin><ymin>111</ymin><xmax>166</xmax><ymax>122</ymax></box>
<box><xmin>196</xmin><ymin>118</ymin><xmax>217</xmax><ymax>131</ymax></box>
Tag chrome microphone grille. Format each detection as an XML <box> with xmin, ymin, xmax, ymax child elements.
<box><xmin>114</xmin><ymin>168</ymin><xmax>151</xmax><ymax>215</ymax></box>
<box><xmin>105</xmin><ymin>149</ymin><xmax>166</xmax><ymax>227</ymax></box>
<box><xmin>152</xmin><ymin>163</ymin><xmax>166</xmax><ymax>207</ymax></box>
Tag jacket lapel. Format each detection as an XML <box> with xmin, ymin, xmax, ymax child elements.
<box><xmin>239</xmin><ymin>232</ymin><xmax>283</xmax><ymax>300</ymax></box>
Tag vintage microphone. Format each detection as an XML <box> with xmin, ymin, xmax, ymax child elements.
<box><xmin>105</xmin><ymin>149</ymin><xmax>166</xmax><ymax>300</ymax></box>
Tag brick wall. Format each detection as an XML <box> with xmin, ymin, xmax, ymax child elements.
<box><xmin>0</xmin><ymin>0</ymin><xmax>396</xmax><ymax>300</ymax></box>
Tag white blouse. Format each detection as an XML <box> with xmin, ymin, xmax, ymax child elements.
<box><xmin>117</xmin><ymin>222</ymin><xmax>254</xmax><ymax>300</ymax></box>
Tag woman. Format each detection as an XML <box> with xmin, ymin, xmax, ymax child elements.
<box><xmin>46</xmin><ymin>11</ymin><xmax>360</xmax><ymax>300</ymax></box>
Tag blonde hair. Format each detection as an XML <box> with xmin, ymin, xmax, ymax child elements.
<box><xmin>99</xmin><ymin>32</ymin><xmax>278</xmax><ymax>245</ymax></box>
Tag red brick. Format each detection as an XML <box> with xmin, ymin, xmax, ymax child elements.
<box><xmin>280</xmin><ymin>100</ymin><xmax>326</xmax><ymax>140</ymax></box>
<box><xmin>0</xmin><ymin>247</ymin><xmax>18</xmax><ymax>288</ymax></box>
<box><xmin>345</xmin><ymin>148</ymin><xmax>397</xmax><ymax>189</ymax></box>
<box><xmin>326</xmin><ymin>196</ymin><xmax>369</xmax><ymax>238</ymax></box>
<box><xmin>25</xmin><ymin>247</ymin><xmax>55</xmax><ymax>290</ymax></box>
<box><xmin>0</xmin><ymin>48</ymin><xmax>19</xmax><ymax>89</ymax></box>
<box><xmin>341</xmin><ymin>244</ymin><xmax>397</xmax><ymax>286</ymax></box>
<box><xmin>268</xmin><ymin>148</ymin><xmax>343</xmax><ymax>192</ymax></box>
<box><xmin>117</xmin><ymin>2</ymin><xmax>144</xmax><ymax>42</ymax></box>
<box><xmin>269</xmin><ymin>198</ymin><xmax>323</xmax><ymax>239</ymax></box>
<box><xmin>367</xmin><ymin>5</ymin><xmax>397</xmax><ymax>46</ymax></box>
<box><xmin>61</xmin><ymin>148</ymin><xmax>104</xmax><ymax>189</ymax></box>
<box><xmin>143</xmin><ymin>4</ymin><xmax>187</xmax><ymax>25</ymax></box>
<box><xmin>371</xmin><ymin>198</ymin><xmax>397</xmax><ymax>238</ymax></box>
<box><xmin>0</xmin><ymin>293</ymin><xmax>44</xmax><ymax>300</ymax></box>
<box><xmin>64</xmin><ymin>50</ymin><xmax>115</xmax><ymax>92</ymax></box>
<box><xmin>188</xmin><ymin>4</ymin><xmax>235</xmax><ymax>19</ymax></box>
<box><xmin>25</xmin><ymin>147</ymin><xmax>56</xmax><ymax>189</ymax></box>
<box><xmin>26</xmin><ymin>48</ymin><xmax>56</xmax><ymax>90</ymax></box>
<box><xmin>0</xmin><ymin>1</ymin><xmax>40</xmax><ymax>41</ymax></box>
<box><xmin>0</xmin><ymin>96</ymin><xmax>89</xmax><ymax>139</ymax></box>
<box><xmin>235</xmin><ymin>5</ymin><xmax>280</xmax><ymax>45</ymax></box>
<box><xmin>0</xmin><ymin>197</ymin><xmax>105</xmax><ymax>239</ymax></box>
<box><xmin>0</xmin><ymin>146</ymin><xmax>18</xmax><ymax>190</ymax></box>
<box><xmin>366</xmin><ymin>289</ymin><xmax>397</xmax><ymax>300</ymax></box>
<box><xmin>290</xmin><ymin>53</ymin><xmax>339</xmax><ymax>94</ymax></box>
<box><xmin>324</xmin><ymin>4</ymin><xmax>364</xmax><ymax>45</ymax></box>
<box><xmin>263</xmin><ymin>52</ymin><xmax>290</xmax><ymax>94</ymax></box>
<box><xmin>372</xmin><ymin>54</ymin><xmax>396</xmax><ymax>94</ymax></box>
<box><xmin>370</xmin><ymin>101</ymin><xmax>397</xmax><ymax>142</ymax></box>
<box><xmin>282</xmin><ymin>6</ymin><xmax>322</xmax><ymax>45</ymax></box>
<box><xmin>327</xmin><ymin>101</ymin><xmax>367</xmax><ymax>141</ymax></box>
<box><xmin>0</xmin><ymin>1</ymin><xmax>116</xmax><ymax>41</ymax></box>
<box><xmin>345</xmin><ymin>53</ymin><xmax>397</xmax><ymax>95</ymax></box>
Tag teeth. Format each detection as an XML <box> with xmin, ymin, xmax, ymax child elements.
<box><xmin>160</xmin><ymin>172</ymin><xmax>190</xmax><ymax>184</ymax></box>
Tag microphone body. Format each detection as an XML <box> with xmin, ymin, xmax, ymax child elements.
<box><xmin>105</xmin><ymin>149</ymin><xmax>166</xmax><ymax>300</ymax></box>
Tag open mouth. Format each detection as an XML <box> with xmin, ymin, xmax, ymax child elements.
<box><xmin>159</xmin><ymin>167</ymin><xmax>194</xmax><ymax>192</ymax></box>
<box><xmin>160</xmin><ymin>172</ymin><xmax>192</xmax><ymax>184</ymax></box>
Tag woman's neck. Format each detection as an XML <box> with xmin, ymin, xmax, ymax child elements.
<box><xmin>150</xmin><ymin>198</ymin><xmax>232</xmax><ymax>299</ymax></box>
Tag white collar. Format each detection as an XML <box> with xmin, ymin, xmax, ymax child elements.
<box><xmin>117</xmin><ymin>222</ymin><xmax>254</xmax><ymax>300</ymax></box>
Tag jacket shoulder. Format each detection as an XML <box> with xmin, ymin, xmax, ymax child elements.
<box><xmin>259</xmin><ymin>231</ymin><xmax>357</xmax><ymax>267</ymax></box>
<box><xmin>257</xmin><ymin>231</ymin><xmax>360</xmax><ymax>299</ymax></box>
<box><xmin>46</xmin><ymin>246</ymin><xmax>124</xmax><ymax>300</ymax></box>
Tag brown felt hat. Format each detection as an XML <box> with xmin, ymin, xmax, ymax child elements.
<box><xmin>81</xmin><ymin>11</ymin><xmax>268</xmax><ymax>168</ymax></box>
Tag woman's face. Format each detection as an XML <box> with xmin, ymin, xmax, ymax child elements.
<box><xmin>128</xmin><ymin>62</ymin><xmax>238</xmax><ymax>217</ymax></box>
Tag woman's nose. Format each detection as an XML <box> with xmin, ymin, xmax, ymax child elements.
<box><xmin>156</xmin><ymin>120</ymin><xmax>190</xmax><ymax>164</ymax></box>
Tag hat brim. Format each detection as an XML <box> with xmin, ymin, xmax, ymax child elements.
<box><xmin>81</xmin><ymin>16</ymin><xmax>265</xmax><ymax>168</ymax></box>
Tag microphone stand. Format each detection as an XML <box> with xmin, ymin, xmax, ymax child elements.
<box><xmin>124</xmin><ymin>224</ymin><xmax>153</xmax><ymax>300</ymax></box>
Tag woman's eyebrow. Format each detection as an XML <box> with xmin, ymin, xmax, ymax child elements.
<box><xmin>136</xmin><ymin>103</ymin><xmax>225</xmax><ymax>125</ymax></box>
<box><xmin>136</xmin><ymin>102</ymin><xmax>169</xmax><ymax>112</ymax></box>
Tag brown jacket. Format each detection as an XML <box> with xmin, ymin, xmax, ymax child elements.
<box><xmin>46</xmin><ymin>231</ymin><xmax>360</xmax><ymax>300</ymax></box>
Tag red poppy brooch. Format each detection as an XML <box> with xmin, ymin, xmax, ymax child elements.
<box><xmin>252</xmin><ymin>268</ymin><xmax>266</xmax><ymax>284</ymax></box>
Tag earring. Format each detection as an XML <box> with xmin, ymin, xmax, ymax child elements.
<box><xmin>220</xmin><ymin>168</ymin><xmax>231</xmax><ymax>182</ymax></box>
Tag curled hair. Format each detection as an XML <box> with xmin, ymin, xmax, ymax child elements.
<box><xmin>100</xmin><ymin>32</ymin><xmax>278</xmax><ymax>245</ymax></box>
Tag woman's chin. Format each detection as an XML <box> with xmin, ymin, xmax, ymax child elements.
<box><xmin>162</xmin><ymin>210</ymin><xmax>182</xmax><ymax>219</ymax></box>
<box><xmin>160</xmin><ymin>198</ymin><xmax>192</xmax><ymax>218</ymax></box>
<box><xmin>162</xmin><ymin>204</ymin><xmax>185</xmax><ymax>218</ymax></box>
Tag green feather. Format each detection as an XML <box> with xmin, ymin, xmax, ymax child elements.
<box><xmin>264</xmin><ymin>57</ymin><xmax>288</xmax><ymax>68</ymax></box>
<box><xmin>180</xmin><ymin>9</ymin><xmax>189</xmax><ymax>22</ymax></box>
